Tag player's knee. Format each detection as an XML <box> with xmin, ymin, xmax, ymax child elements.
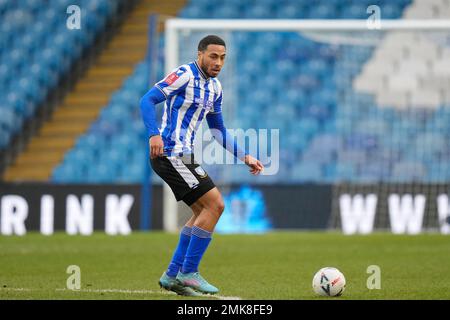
<box><xmin>215</xmin><ymin>198</ymin><xmax>225</xmax><ymax>216</ymax></box>
<box><xmin>206</xmin><ymin>198</ymin><xmax>225</xmax><ymax>219</ymax></box>
<box><xmin>217</xmin><ymin>199</ymin><xmax>225</xmax><ymax>214</ymax></box>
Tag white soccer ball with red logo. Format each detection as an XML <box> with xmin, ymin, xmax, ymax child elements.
<box><xmin>312</xmin><ymin>267</ymin><xmax>346</xmax><ymax>297</ymax></box>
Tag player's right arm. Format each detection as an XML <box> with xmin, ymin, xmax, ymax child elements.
<box><xmin>140</xmin><ymin>87</ymin><xmax>165</xmax><ymax>159</ymax></box>
<box><xmin>140</xmin><ymin>67</ymin><xmax>190</xmax><ymax>158</ymax></box>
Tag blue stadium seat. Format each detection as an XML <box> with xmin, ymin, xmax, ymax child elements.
<box><xmin>392</xmin><ymin>162</ymin><xmax>427</xmax><ymax>182</ymax></box>
<box><xmin>51</xmin><ymin>0</ymin><xmax>418</xmax><ymax>184</ymax></box>
<box><xmin>276</xmin><ymin>4</ymin><xmax>307</xmax><ymax>19</ymax></box>
<box><xmin>119</xmin><ymin>161</ymin><xmax>146</xmax><ymax>183</ymax></box>
<box><xmin>76</xmin><ymin>134</ymin><xmax>103</xmax><ymax>152</ymax></box>
<box><xmin>86</xmin><ymin>163</ymin><xmax>118</xmax><ymax>183</ymax></box>
<box><xmin>5</xmin><ymin>92</ymin><xmax>31</xmax><ymax>118</ymax></box>
<box><xmin>64</xmin><ymin>148</ymin><xmax>96</xmax><ymax>166</ymax></box>
<box><xmin>302</xmin><ymin>59</ymin><xmax>330</xmax><ymax>77</ymax></box>
<box><xmin>0</xmin><ymin>0</ymin><xmax>120</xmax><ymax>152</ymax></box>
<box><xmin>292</xmin><ymin>118</ymin><xmax>320</xmax><ymax>139</ymax></box>
<box><xmin>269</xmin><ymin>104</ymin><xmax>296</xmax><ymax>119</ymax></box>
<box><xmin>302</xmin><ymin>146</ymin><xmax>334</xmax><ymax>165</ymax></box>
<box><xmin>0</xmin><ymin>0</ymin><xmax>14</xmax><ymax>16</ymax></box>
<box><xmin>301</xmin><ymin>104</ymin><xmax>332</xmax><ymax>122</ymax></box>
<box><xmin>284</xmin><ymin>132</ymin><xmax>310</xmax><ymax>152</ymax></box>
<box><xmin>311</xmin><ymin>134</ymin><xmax>342</xmax><ymax>152</ymax></box>
<box><xmin>18</xmin><ymin>0</ymin><xmax>41</xmax><ymax>13</ymax></box>
<box><xmin>0</xmin><ymin>128</ymin><xmax>11</xmax><ymax>149</ymax></box>
<box><xmin>382</xmin><ymin>4</ymin><xmax>402</xmax><ymax>19</ymax></box>
<box><xmin>245</xmin><ymin>5</ymin><xmax>272</xmax><ymax>19</ymax></box>
<box><xmin>334</xmin><ymin>163</ymin><xmax>357</xmax><ymax>182</ymax></box>
<box><xmin>15</xmin><ymin>77</ymin><xmax>45</xmax><ymax>105</ymax></box>
<box><xmin>84</xmin><ymin>0</ymin><xmax>113</xmax><ymax>15</ymax></box>
<box><xmin>308</xmin><ymin>4</ymin><xmax>335</xmax><ymax>19</ymax></box>
<box><xmin>340</xmin><ymin>4</ymin><xmax>368</xmax><ymax>19</ymax></box>
<box><xmin>54</xmin><ymin>0</ymin><xmax>76</xmax><ymax>9</ymax></box>
<box><xmin>179</xmin><ymin>5</ymin><xmax>205</xmax><ymax>18</ymax></box>
<box><xmin>292</xmin><ymin>74</ymin><xmax>320</xmax><ymax>90</ymax></box>
<box><xmin>274</xmin><ymin>59</ymin><xmax>297</xmax><ymax>78</ymax></box>
<box><xmin>415</xmin><ymin>133</ymin><xmax>446</xmax><ymax>155</ymax></box>
<box><xmin>5</xmin><ymin>49</ymin><xmax>26</xmax><ymax>70</ymax></box>
<box><xmin>291</xmin><ymin>162</ymin><xmax>323</xmax><ymax>182</ymax></box>
<box><xmin>337</xmin><ymin>150</ymin><xmax>366</xmax><ymax>166</ymax></box>
<box><xmin>0</xmin><ymin>109</ymin><xmax>18</xmax><ymax>132</ymax></box>
<box><xmin>29</xmin><ymin>63</ymin><xmax>58</xmax><ymax>88</ymax></box>
<box><xmin>52</xmin><ymin>163</ymin><xmax>84</xmax><ymax>183</ymax></box>
<box><xmin>345</xmin><ymin>133</ymin><xmax>378</xmax><ymax>152</ymax></box>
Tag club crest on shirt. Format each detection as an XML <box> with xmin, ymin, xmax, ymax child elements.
<box><xmin>195</xmin><ymin>166</ymin><xmax>207</xmax><ymax>178</ymax></box>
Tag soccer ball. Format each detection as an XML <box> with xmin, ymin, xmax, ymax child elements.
<box><xmin>312</xmin><ymin>267</ymin><xmax>346</xmax><ymax>297</ymax></box>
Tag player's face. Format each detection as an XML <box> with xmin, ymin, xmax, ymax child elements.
<box><xmin>198</xmin><ymin>44</ymin><xmax>226</xmax><ymax>78</ymax></box>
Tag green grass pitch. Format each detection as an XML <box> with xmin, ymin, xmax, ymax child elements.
<box><xmin>1</xmin><ymin>232</ymin><xmax>449</xmax><ymax>300</ymax></box>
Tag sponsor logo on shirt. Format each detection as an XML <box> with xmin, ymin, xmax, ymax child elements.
<box><xmin>165</xmin><ymin>72</ymin><xmax>179</xmax><ymax>85</ymax></box>
<box><xmin>194</xmin><ymin>97</ymin><xmax>214</xmax><ymax>111</ymax></box>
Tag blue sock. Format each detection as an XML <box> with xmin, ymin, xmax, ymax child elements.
<box><xmin>181</xmin><ymin>226</ymin><xmax>212</xmax><ymax>274</ymax></box>
<box><xmin>166</xmin><ymin>226</ymin><xmax>192</xmax><ymax>277</ymax></box>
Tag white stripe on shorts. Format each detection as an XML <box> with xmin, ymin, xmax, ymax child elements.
<box><xmin>166</xmin><ymin>156</ymin><xmax>199</xmax><ymax>189</ymax></box>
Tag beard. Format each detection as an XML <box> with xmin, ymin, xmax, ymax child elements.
<box><xmin>199</xmin><ymin>61</ymin><xmax>211</xmax><ymax>78</ymax></box>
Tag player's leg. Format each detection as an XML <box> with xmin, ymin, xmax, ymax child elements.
<box><xmin>151</xmin><ymin>156</ymin><xmax>201</xmax><ymax>296</ymax></box>
<box><xmin>164</xmin><ymin>205</ymin><xmax>201</xmax><ymax>278</ymax></box>
<box><xmin>190</xmin><ymin>187</ymin><xmax>225</xmax><ymax>231</ymax></box>
<box><xmin>153</xmin><ymin>155</ymin><xmax>220</xmax><ymax>294</ymax></box>
<box><xmin>159</xmin><ymin>210</ymin><xmax>202</xmax><ymax>296</ymax></box>
<box><xmin>176</xmin><ymin>188</ymin><xmax>224</xmax><ymax>294</ymax></box>
<box><xmin>186</xmin><ymin>202</ymin><xmax>202</xmax><ymax>226</ymax></box>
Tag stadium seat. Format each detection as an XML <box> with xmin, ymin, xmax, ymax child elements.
<box><xmin>334</xmin><ymin>163</ymin><xmax>357</xmax><ymax>181</ymax></box>
<box><xmin>291</xmin><ymin>162</ymin><xmax>323</xmax><ymax>182</ymax></box>
<box><xmin>86</xmin><ymin>163</ymin><xmax>118</xmax><ymax>183</ymax></box>
<box><xmin>51</xmin><ymin>0</ymin><xmax>429</xmax><ymax>184</ymax></box>
<box><xmin>392</xmin><ymin>161</ymin><xmax>427</xmax><ymax>182</ymax></box>
<box><xmin>0</xmin><ymin>128</ymin><xmax>10</xmax><ymax>149</ymax></box>
<box><xmin>308</xmin><ymin>4</ymin><xmax>335</xmax><ymax>19</ymax></box>
<box><xmin>0</xmin><ymin>0</ymin><xmax>117</xmax><ymax>150</ymax></box>
<box><xmin>52</xmin><ymin>163</ymin><xmax>84</xmax><ymax>183</ymax></box>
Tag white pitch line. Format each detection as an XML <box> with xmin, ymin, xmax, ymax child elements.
<box><xmin>55</xmin><ymin>288</ymin><xmax>175</xmax><ymax>295</ymax></box>
<box><xmin>0</xmin><ymin>288</ymin><xmax>34</xmax><ymax>292</ymax></box>
<box><xmin>1</xmin><ymin>287</ymin><xmax>241</xmax><ymax>300</ymax></box>
<box><xmin>55</xmin><ymin>288</ymin><xmax>242</xmax><ymax>300</ymax></box>
<box><xmin>215</xmin><ymin>295</ymin><xmax>242</xmax><ymax>300</ymax></box>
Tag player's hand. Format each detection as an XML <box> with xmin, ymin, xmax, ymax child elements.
<box><xmin>149</xmin><ymin>135</ymin><xmax>164</xmax><ymax>159</ymax></box>
<box><xmin>244</xmin><ymin>155</ymin><xmax>264</xmax><ymax>175</ymax></box>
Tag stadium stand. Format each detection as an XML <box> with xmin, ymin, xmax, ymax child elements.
<box><xmin>2</xmin><ymin>0</ymin><xmax>185</xmax><ymax>181</ymax></box>
<box><xmin>1</xmin><ymin>0</ymin><xmax>133</xmax><ymax>179</ymax></box>
<box><xmin>2</xmin><ymin>0</ymin><xmax>450</xmax><ymax>184</ymax></box>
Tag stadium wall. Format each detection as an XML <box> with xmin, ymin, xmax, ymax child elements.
<box><xmin>1</xmin><ymin>183</ymin><xmax>449</xmax><ymax>235</ymax></box>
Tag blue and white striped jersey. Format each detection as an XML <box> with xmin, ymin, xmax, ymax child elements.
<box><xmin>155</xmin><ymin>61</ymin><xmax>223</xmax><ymax>155</ymax></box>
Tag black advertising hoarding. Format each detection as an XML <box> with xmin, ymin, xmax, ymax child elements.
<box><xmin>0</xmin><ymin>184</ymin><xmax>142</xmax><ymax>235</ymax></box>
<box><xmin>2</xmin><ymin>183</ymin><xmax>450</xmax><ymax>235</ymax></box>
<box><xmin>331</xmin><ymin>184</ymin><xmax>450</xmax><ymax>234</ymax></box>
<box><xmin>243</xmin><ymin>184</ymin><xmax>332</xmax><ymax>230</ymax></box>
<box><xmin>0</xmin><ymin>183</ymin><xmax>333</xmax><ymax>235</ymax></box>
<box><xmin>195</xmin><ymin>184</ymin><xmax>333</xmax><ymax>232</ymax></box>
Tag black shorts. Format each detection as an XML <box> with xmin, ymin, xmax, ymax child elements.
<box><xmin>150</xmin><ymin>154</ymin><xmax>216</xmax><ymax>206</ymax></box>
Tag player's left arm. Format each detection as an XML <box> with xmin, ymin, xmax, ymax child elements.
<box><xmin>206</xmin><ymin>111</ymin><xmax>264</xmax><ymax>175</ymax></box>
<box><xmin>206</xmin><ymin>82</ymin><xmax>263</xmax><ymax>175</ymax></box>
